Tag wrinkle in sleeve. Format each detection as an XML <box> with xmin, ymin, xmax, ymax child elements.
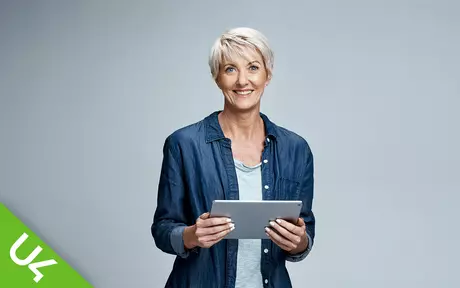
<box><xmin>151</xmin><ymin>136</ymin><xmax>191</xmax><ymax>257</ymax></box>
<box><xmin>286</xmin><ymin>142</ymin><xmax>315</xmax><ymax>262</ymax></box>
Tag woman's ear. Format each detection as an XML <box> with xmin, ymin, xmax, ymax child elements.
<box><xmin>265</xmin><ymin>74</ymin><xmax>272</xmax><ymax>86</ymax></box>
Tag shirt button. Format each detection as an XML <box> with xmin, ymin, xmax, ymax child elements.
<box><xmin>265</xmin><ymin>279</ymin><xmax>268</xmax><ymax>284</ymax></box>
<box><xmin>264</xmin><ymin>248</ymin><xmax>269</xmax><ymax>253</ymax></box>
<box><xmin>267</xmin><ymin>138</ymin><xmax>270</xmax><ymax>142</ymax></box>
<box><xmin>263</xmin><ymin>159</ymin><xmax>268</xmax><ymax>164</ymax></box>
<box><xmin>264</xmin><ymin>185</ymin><xmax>269</xmax><ymax>190</ymax></box>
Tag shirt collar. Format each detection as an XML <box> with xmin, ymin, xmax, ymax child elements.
<box><xmin>205</xmin><ymin>110</ymin><xmax>278</xmax><ymax>143</ymax></box>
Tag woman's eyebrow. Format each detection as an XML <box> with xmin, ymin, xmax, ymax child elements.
<box><xmin>222</xmin><ymin>60</ymin><xmax>261</xmax><ymax>66</ymax></box>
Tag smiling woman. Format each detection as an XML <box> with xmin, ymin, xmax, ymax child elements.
<box><xmin>151</xmin><ymin>27</ymin><xmax>316</xmax><ymax>288</ymax></box>
<box><xmin>210</xmin><ymin>28</ymin><xmax>273</xmax><ymax>114</ymax></box>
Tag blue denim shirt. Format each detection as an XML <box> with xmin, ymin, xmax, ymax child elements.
<box><xmin>151</xmin><ymin>111</ymin><xmax>315</xmax><ymax>288</ymax></box>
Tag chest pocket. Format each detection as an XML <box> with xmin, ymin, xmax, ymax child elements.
<box><xmin>274</xmin><ymin>177</ymin><xmax>300</xmax><ymax>200</ymax></box>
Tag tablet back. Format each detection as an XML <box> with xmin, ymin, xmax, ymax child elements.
<box><xmin>210</xmin><ymin>200</ymin><xmax>302</xmax><ymax>239</ymax></box>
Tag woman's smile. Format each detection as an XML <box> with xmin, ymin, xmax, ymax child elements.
<box><xmin>233</xmin><ymin>89</ymin><xmax>254</xmax><ymax>96</ymax></box>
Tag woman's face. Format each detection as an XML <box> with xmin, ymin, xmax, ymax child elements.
<box><xmin>216</xmin><ymin>48</ymin><xmax>270</xmax><ymax>112</ymax></box>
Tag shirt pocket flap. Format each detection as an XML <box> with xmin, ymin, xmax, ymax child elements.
<box><xmin>274</xmin><ymin>177</ymin><xmax>300</xmax><ymax>200</ymax></box>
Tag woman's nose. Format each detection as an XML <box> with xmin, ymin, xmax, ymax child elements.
<box><xmin>236</xmin><ymin>71</ymin><xmax>249</xmax><ymax>86</ymax></box>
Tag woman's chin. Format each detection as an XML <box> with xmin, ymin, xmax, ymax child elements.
<box><xmin>224</xmin><ymin>94</ymin><xmax>261</xmax><ymax>112</ymax></box>
<box><xmin>232</xmin><ymin>101</ymin><xmax>260</xmax><ymax>112</ymax></box>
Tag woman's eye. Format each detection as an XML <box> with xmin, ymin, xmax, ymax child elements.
<box><xmin>249</xmin><ymin>65</ymin><xmax>259</xmax><ymax>71</ymax></box>
<box><xmin>225</xmin><ymin>67</ymin><xmax>235</xmax><ymax>73</ymax></box>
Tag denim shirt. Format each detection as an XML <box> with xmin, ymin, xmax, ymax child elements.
<box><xmin>151</xmin><ymin>111</ymin><xmax>315</xmax><ymax>288</ymax></box>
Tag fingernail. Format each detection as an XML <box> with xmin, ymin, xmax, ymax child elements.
<box><xmin>229</xmin><ymin>223</ymin><xmax>235</xmax><ymax>229</ymax></box>
<box><xmin>230</xmin><ymin>226</ymin><xmax>235</xmax><ymax>231</ymax></box>
<box><xmin>269</xmin><ymin>221</ymin><xmax>275</xmax><ymax>226</ymax></box>
<box><xmin>227</xmin><ymin>218</ymin><xmax>232</xmax><ymax>222</ymax></box>
<box><xmin>276</xmin><ymin>219</ymin><xmax>281</xmax><ymax>224</ymax></box>
<box><xmin>265</xmin><ymin>227</ymin><xmax>270</xmax><ymax>232</ymax></box>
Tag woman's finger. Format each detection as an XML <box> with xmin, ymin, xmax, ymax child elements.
<box><xmin>200</xmin><ymin>224</ymin><xmax>235</xmax><ymax>244</ymax></box>
<box><xmin>196</xmin><ymin>222</ymin><xmax>234</xmax><ymax>237</ymax></box>
<box><xmin>268</xmin><ymin>221</ymin><xmax>301</xmax><ymax>245</ymax></box>
<box><xmin>198</xmin><ymin>216</ymin><xmax>232</xmax><ymax>228</ymax></box>
<box><xmin>265</xmin><ymin>227</ymin><xmax>296</xmax><ymax>251</ymax></box>
<box><xmin>199</xmin><ymin>212</ymin><xmax>210</xmax><ymax>220</ymax></box>
<box><xmin>274</xmin><ymin>218</ymin><xmax>305</xmax><ymax>236</ymax></box>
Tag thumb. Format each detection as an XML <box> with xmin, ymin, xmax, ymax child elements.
<box><xmin>297</xmin><ymin>217</ymin><xmax>305</xmax><ymax>227</ymax></box>
<box><xmin>199</xmin><ymin>212</ymin><xmax>210</xmax><ymax>220</ymax></box>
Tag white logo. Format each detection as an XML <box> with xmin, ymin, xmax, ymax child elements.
<box><xmin>9</xmin><ymin>232</ymin><xmax>58</xmax><ymax>283</ymax></box>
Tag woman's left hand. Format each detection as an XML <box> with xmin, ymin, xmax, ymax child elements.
<box><xmin>265</xmin><ymin>217</ymin><xmax>308</xmax><ymax>254</ymax></box>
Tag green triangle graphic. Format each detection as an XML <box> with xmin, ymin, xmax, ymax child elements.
<box><xmin>0</xmin><ymin>203</ymin><xmax>93</xmax><ymax>287</ymax></box>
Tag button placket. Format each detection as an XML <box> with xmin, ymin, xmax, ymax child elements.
<box><xmin>261</xmin><ymin>140</ymin><xmax>272</xmax><ymax>200</ymax></box>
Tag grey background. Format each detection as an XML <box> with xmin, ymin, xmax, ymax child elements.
<box><xmin>1</xmin><ymin>0</ymin><xmax>459</xmax><ymax>287</ymax></box>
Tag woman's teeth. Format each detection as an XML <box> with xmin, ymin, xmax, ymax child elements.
<box><xmin>235</xmin><ymin>90</ymin><xmax>253</xmax><ymax>95</ymax></box>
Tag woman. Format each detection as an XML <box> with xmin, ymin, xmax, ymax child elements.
<box><xmin>151</xmin><ymin>27</ymin><xmax>315</xmax><ymax>288</ymax></box>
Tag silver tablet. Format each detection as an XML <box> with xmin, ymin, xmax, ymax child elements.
<box><xmin>210</xmin><ymin>200</ymin><xmax>302</xmax><ymax>239</ymax></box>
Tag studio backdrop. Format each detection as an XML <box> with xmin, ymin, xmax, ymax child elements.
<box><xmin>1</xmin><ymin>0</ymin><xmax>459</xmax><ymax>287</ymax></box>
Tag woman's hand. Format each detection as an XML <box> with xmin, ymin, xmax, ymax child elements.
<box><xmin>265</xmin><ymin>217</ymin><xmax>308</xmax><ymax>254</ymax></box>
<box><xmin>183</xmin><ymin>212</ymin><xmax>234</xmax><ymax>249</ymax></box>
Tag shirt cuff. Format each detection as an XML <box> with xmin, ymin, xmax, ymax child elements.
<box><xmin>285</xmin><ymin>231</ymin><xmax>313</xmax><ymax>262</ymax></box>
<box><xmin>170</xmin><ymin>226</ymin><xmax>190</xmax><ymax>258</ymax></box>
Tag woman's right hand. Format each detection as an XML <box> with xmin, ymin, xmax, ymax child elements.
<box><xmin>183</xmin><ymin>212</ymin><xmax>234</xmax><ymax>249</ymax></box>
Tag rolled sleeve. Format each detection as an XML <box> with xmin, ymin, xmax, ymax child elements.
<box><xmin>170</xmin><ymin>226</ymin><xmax>190</xmax><ymax>258</ymax></box>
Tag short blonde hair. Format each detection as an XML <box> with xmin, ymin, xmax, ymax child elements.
<box><xmin>209</xmin><ymin>27</ymin><xmax>274</xmax><ymax>80</ymax></box>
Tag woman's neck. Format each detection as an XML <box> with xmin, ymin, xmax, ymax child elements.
<box><xmin>218</xmin><ymin>106</ymin><xmax>265</xmax><ymax>141</ymax></box>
